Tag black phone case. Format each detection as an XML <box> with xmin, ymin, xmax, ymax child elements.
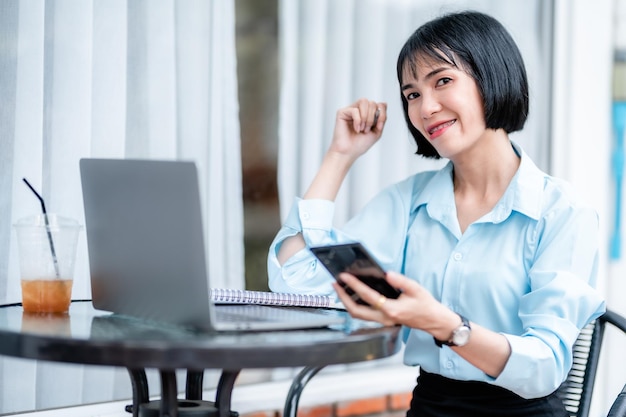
<box><xmin>310</xmin><ymin>242</ymin><xmax>401</xmax><ymax>305</ymax></box>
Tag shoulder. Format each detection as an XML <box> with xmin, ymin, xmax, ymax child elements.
<box><xmin>388</xmin><ymin>169</ymin><xmax>442</xmax><ymax>197</ymax></box>
<box><xmin>529</xmin><ymin>175</ymin><xmax>599</xmax><ymax>247</ymax></box>
<box><xmin>345</xmin><ymin>169</ymin><xmax>443</xmax><ymax>231</ymax></box>
<box><xmin>540</xmin><ymin>175</ymin><xmax>597</xmax><ymax>218</ymax></box>
<box><xmin>366</xmin><ymin>169</ymin><xmax>443</xmax><ymax>215</ymax></box>
<box><xmin>513</xmin><ymin>143</ymin><xmax>597</xmax><ymax>221</ymax></box>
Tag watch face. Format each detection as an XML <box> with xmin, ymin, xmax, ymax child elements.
<box><xmin>452</xmin><ymin>326</ymin><xmax>471</xmax><ymax>346</ymax></box>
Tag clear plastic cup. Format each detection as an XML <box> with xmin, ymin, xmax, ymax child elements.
<box><xmin>13</xmin><ymin>214</ymin><xmax>81</xmax><ymax>314</ymax></box>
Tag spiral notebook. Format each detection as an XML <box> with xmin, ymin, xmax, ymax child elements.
<box><xmin>79</xmin><ymin>158</ymin><xmax>346</xmax><ymax>331</ymax></box>
<box><xmin>210</xmin><ymin>288</ymin><xmax>343</xmax><ymax>309</ymax></box>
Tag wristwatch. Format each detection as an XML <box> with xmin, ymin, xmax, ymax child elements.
<box><xmin>434</xmin><ymin>314</ymin><xmax>471</xmax><ymax>347</ymax></box>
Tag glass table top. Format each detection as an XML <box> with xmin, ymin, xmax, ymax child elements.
<box><xmin>0</xmin><ymin>301</ymin><xmax>402</xmax><ymax>370</ymax></box>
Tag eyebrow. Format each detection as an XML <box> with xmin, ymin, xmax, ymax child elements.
<box><xmin>401</xmin><ymin>67</ymin><xmax>451</xmax><ymax>92</ymax></box>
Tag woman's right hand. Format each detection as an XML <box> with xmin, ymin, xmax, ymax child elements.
<box><xmin>277</xmin><ymin>99</ymin><xmax>388</xmax><ymax>264</ymax></box>
<box><xmin>329</xmin><ymin>98</ymin><xmax>388</xmax><ymax>161</ymax></box>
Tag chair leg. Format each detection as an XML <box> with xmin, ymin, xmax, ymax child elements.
<box><xmin>215</xmin><ymin>370</ymin><xmax>241</xmax><ymax>417</ymax></box>
<box><xmin>283</xmin><ymin>366</ymin><xmax>325</xmax><ymax>417</ymax></box>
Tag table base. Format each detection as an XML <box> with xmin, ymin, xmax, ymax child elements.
<box><xmin>126</xmin><ymin>368</ymin><xmax>240</xmax><ymax>417</ymax></box>
<box><xmin>138</xmin><ymin>399</ymin><xmax>227</xmax><ymax>417</ymax></box>
<box><xmin>125</xmin><ymin>366</ymin><xmax>324</xmax><ymax>417</ymax></box>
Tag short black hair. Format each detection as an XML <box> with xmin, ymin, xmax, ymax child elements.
<box><xmin>396</xmin><ymin>11</ymin><xmax>529</xmax><ymax>159</ymax></box>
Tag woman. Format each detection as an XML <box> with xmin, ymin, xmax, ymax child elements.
<box><xmin>267</xmin><ymin>10</ymin><xmax>605</xmax><ymax>416</ymax></box>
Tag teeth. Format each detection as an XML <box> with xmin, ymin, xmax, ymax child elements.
<box><xmin>429</xmin><ymin>120</ymin><xmax>455</xmax><ymax>134</ymax></box>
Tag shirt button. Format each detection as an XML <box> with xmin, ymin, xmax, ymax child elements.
<box><xmin>302</xmin><ymin>212</ymin><xmax>310</xmax><ymax>220</ymax></box>
<box><xmin>445</xmin><ymin>361</ymin><xmax>454</xmax><ymax>369</ymax></box>
<box><xmin>453</xmin><ymin>252</ymin><xmax>462</xmax><ymax>261</ymax></box>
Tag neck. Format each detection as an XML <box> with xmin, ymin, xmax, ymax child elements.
<box><xmin>451</xmin><ymin>131</ymin><xmax>520</xmax><ymax>234</ymax></box>
<box><xmin>452</xmin><ymin>132</ymin><xmax>520</xmax><ymax>198</ymax></box>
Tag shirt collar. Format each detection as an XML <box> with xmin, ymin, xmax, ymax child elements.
<box><xmin>411</xmin><ymin>141</ymin><xmax>545</xmax><ymax>223</ymax></box>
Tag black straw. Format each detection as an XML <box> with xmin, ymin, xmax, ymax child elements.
<box><xmin>22</xmin><ymin>178</ymin><xmax>60</xmax><ymax>278</ymax></box>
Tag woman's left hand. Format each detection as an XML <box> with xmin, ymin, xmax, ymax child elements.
<box><xmin>335</xmin><ymin>271</ymin><xmax>513</xmax><ymax>378</ymax></box>
<box><xmin>333</xmin><ymin>271</ymin><xmax>449</xmax><ymax>332</ymax></box>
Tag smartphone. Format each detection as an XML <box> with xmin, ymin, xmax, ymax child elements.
<box><xmin>310</xmin><ymin>242</ymin><xmax>401</xmax><ymax>306</ymax></box>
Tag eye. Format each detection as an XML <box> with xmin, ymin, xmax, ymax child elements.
<box><xmin>436</xmin><ymin>77</ymin><xmax>452</xmax><ymax>87</ymax></box>
<box><xmin>406</xmin><ymin>91</ymin><xmax>420</xmax><ymax>100</ymax></box>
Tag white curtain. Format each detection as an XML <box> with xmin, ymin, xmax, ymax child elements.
<box><xmin>278</xmin><ymin>0</ymin><xmax>554</xmax><ymax>225</ymax></box>
<box><xmin>0</xmin><ymin>0</ymin><xmax>242</xmax><ymax>413</ymax></box>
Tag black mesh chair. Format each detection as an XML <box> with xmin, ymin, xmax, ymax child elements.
<box><xmin>284</xmin><ymin>310</ymin><xmax>626</xmax><ymax>417</ymax></box>
<box><xmin>557</xmin><ymin>309</ymin><xmax>626</xmax><ymax>417</ymax></box>
<box><xmin>607</xmin><ymin>383</ymin><xmax>626</xmax><ymax>417</ymax></box>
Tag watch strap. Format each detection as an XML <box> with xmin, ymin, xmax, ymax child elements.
<box><xmin>433</xmin><ymin>314</ymin><xmax>469</xmax><ymax>347</ymax></box>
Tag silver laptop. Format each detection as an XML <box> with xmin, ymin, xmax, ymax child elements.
<box><xmin>79</xmin><ymin>158</ymin><xmax>345</xmax><ymax>331</ymax></box>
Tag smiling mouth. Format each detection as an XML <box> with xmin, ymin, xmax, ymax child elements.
<box><xmin>428</xmin><ymin>120</ymin><xmax>456</xmax><ymax>135</ymax></box>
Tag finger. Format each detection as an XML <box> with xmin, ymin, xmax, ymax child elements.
<box><xmin>333</xmin><ymin>282</ymin><xmax>383</xmax><ymax>320</ymax></box>
<box><xmin>354</xmin><ymin>99</ymin><xmax>375</xmax><ymax>132</ymax></box>
<box><xmin>373</xmin><ymin>294</ymin><xmax>387</xmax><ymax>310</ymax></box>
<box><xmin>332</xmin><ymin>282</ymin><xmax>368</xmax><ymax>314</ymax></box>
<box><xmin>374</xmin><ymin>102</ymin><xmax>388</xmax><ymax>131</ymax></box>
<box><xmin>338</xmin><ymin>273</ymin><xmax>390</xmax><ymax>308</ymax></box>
<box><xmin>385</xmin><ymin>270</ymin><xmax>420</xmax><ymax>295</ymax></box>
<box><xmin>333</xmin><ymin>281</ymin><xmax>357</xmax><ymax>308</ymax></box>
<box><xmin>368</xmin><ymin>102</ymin><xmax>389</xmax><ymax>132</ymax></box>
<box><xmin>333</xmin><ymin>281</ymin><xmax>397</xmax><ymax>326</ymax></box>
<box><xmin>371</xmin><ymin>108</ymin><xmax>380</xmax><ymax>130</ymax></box>
<box><xmin>357</xmin><ymin>103</ymin><xmax>366</xmax><ymax>132</ymax></box>
<box><xmin>339</xmin><ymin>106</ymin><xmax>364</xmax><ymax>133</ymax></box>
<box><xmin>363</xmin><ymin>101</ymin><xmax>381</xmax><ymax>133</ymax></box>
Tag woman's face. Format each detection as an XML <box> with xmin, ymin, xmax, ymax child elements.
<box><xmin>400</xmin><ymin>55</ymin><xmax>487</xmax><ymax>160</ymax></box>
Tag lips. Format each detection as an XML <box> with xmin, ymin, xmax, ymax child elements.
<box><xmin>427</xmin><ymin>120</ymin><xmax>456</xmax><ymax>139</ymax></box>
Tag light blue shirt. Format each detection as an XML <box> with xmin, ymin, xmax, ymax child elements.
<box><xmin>267</xmin><ymin>143</ymin><xmax>605</xmax><ymax>399</ymax></box>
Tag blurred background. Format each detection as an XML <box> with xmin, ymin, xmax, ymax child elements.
<box><xmin>236</xmin><ymin>0</ymin><xmax>281</xmax><ymax>291</ymax></box>
<box><xmin>238</xmin><ymin>0</ymin><xmax>554</xmax><ymax>291</ymax></box>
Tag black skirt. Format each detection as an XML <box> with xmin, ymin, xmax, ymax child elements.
<box><xmin>407</xmin><ymin>370</ymin><xmax>569</xmax><ymax>417</ymax></box>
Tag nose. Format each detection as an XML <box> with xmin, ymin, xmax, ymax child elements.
<box><xmin>420</xmin><ymin>92</ymin><xmax>441</xmax><ymax>119</ymax></box>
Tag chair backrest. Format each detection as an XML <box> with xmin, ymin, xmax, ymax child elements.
<box><xmin>556</xmin><ymin>309</ymin><xmax>626</xmax><ymax>417</ymax></box>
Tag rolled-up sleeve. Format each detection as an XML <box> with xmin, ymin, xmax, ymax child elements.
<box><xmin>267</xmin><ymin>179</ymin><xmax>414</xmax><ymax>297</ymax></box>
<box><xmin>267</xmin><ymin>198</ymin><xmax>338</xmax><ymax>295</ymax></box>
